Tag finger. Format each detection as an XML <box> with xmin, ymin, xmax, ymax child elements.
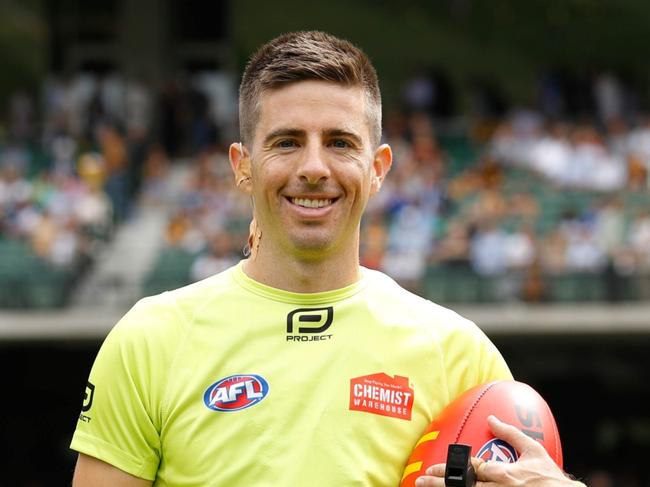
<box><xmin>473</xmin><ymin>457</ymin><xmax>508</xmax><ymax>482</ymax></box>
<box><xmin>470</xmin><ymin>457</ymin><xmax>484</xmax><ymax>473</ymax></box>
<box><xmin>474</xmin><ymin>457</ymin><xmax>511</xmax><ymax>484</ymax></box>
<box><xmin>475</xmin><ymin>482</ymin><xmax>500</xmax><ymax>487</ymax></box>
<box><xmin>424</xmin><ymin>463</ymin><xmax>445</xmax><ymax>476</ymax></box>
<box><xmin>414</xmin><ymin>475</ymin><xmax>445</xmax><ymax>487</ymax></box>
<box><xmin>487</xmin><ymin>414</ymin><xmax>546</xmax><ymax>456</ymax></box>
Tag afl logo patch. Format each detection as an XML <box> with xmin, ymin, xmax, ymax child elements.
<box><xmin>203</xmin><ymin>374</ymin><xmax>269</xmax><ymax>412</ymax></box>
<box><xmin>477</xmin><ymin>438</ymin><xmax>518</xmax><ymax>463</ymax></box>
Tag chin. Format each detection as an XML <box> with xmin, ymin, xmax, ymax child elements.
<box><xmin>289</xmin><ymin>235</ymin><xmax>337</xmax><ymax>258</ymax></box>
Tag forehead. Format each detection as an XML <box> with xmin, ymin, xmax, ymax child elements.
<box><xmin>254</xmin><ymin>80</ymin><xmax>370</xmax><ymax>142</ymax></box>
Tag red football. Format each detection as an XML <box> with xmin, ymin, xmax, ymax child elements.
<box><xmin>400</xmin><ymin>380</ymin><xmax>563</xmax><ymax>487</ymax></box>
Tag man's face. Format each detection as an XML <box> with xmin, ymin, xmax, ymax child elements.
<box><xmin>235</xmin><ymin>80</ymin><xmax>391</xmax><ymax>260</ymax></box>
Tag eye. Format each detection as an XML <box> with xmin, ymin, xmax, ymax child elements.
<box><xmin>329</xmin><ymin>139</ymin><xmax>351</xmax><ymax>149</ymax></box>
<box><xmin>276</xmin><ymin>139</ymin><xmax>298</xmax><ymax>148</ymax></box>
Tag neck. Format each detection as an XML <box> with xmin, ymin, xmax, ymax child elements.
<box><xmin>242</xmin><ymin>237</ymin><xmax>362</xmax><ymax>293</ymax></box>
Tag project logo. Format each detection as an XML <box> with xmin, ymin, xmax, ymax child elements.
<box><xmin>78</xmin><ymin>381</ymin><xmax>95</xmax><ymax>423</ymax></box>
<box><xmin>82</xmin><ymin>381</ymin><xmax>95</xmax><ymax>412</ymax></box>
<box><xmin>203</xmin><ymin>374</ymin><xmax>269</xmax><ymax>412</ymax></box>
<box><xmin>286</xmin><ymin>307</ymin><xmax>334</xmax><ymax>342</ymax></box>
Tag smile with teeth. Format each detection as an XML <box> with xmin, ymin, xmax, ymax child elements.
<box><xmin>290</xmin><ymin>197</ymin><xmax>334</xmax><ymax>208</ymax></box>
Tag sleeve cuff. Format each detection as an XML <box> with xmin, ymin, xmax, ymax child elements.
<box><xmin>70</xmin><ymin>430</ymin><xmax>158</xmax><ymax>481</ymax></box>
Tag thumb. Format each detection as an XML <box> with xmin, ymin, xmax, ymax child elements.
<box><xmin>487</xmin><ymin>415</ymin><xmax>546</xmax><ymax>457</ymax></box>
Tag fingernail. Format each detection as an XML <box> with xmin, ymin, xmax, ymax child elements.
<box><xmin>425</xmin><ymin>466</ymin><xmax>434</xmax><ymax>475</ymax></box>
<box><xmin>415</xmin><ymin>478</ymin><xmax>424</xmax><ymax>487</ymax></box>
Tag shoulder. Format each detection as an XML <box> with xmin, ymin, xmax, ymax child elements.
<box><xmin>361</xmin><ymin>267</ymin><xmax>478</xmax><ymax>334</ymax></box>
<box><xmin>359</xmin><ymin>271</ymin><xmax>512</xmax><ymax>393</ymax></box>
<box><xmin>110</xmin><ymin>264</ymin><xmax>239</xmax><ymax>346</ymax></box>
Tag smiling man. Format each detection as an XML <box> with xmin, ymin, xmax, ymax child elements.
<box><xmin>230</xmin><ymin>78</ymin><xmax>391</xmax><ymax>290</ymax></box>
<box><xmin>70</xmin><ymin>31</ymin><xmax>584</xmax><ymax>487</ymax></box>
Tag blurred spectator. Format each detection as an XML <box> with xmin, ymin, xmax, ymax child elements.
<box><xmin>76</xmin><ymin>153</ymin><xmax>113</xmax><ymax>238</ymax></box>
<box><xmin>629</xmin><ymin>210</ymin><xmax>650</xmax><ymax>271</ymax></box>
<box><xmin>402</xmin><ymin>70</ymin><xmax>436</xmax><ymax>114</ymax></box>
<box><xmin>489</xmin><ymin>116</ymin><xmax>628</xmax><ymax>191</ymax></box>
<box><xmin>382</xmin><ymin>202</ymin><xmax>435</xmax><ymax>289</ymax></box>
<box><xmin>521</xmin><ymin>259</ymin><xmax>546</xmax><ymax>303</ymax></box>
<box><xmin>0</xmin><ymin>148</ymin><xmax>113</xmax><ymax>270</ymax></box>
<box><xmin>504</xmin><ymin>223</ymin><xmax>537</xmax><ymax>272</ymax></box>
<box><xmin>165</xmin><ymin>209</ymin><xmax>205</xmax><ymax>253</ymax></box>
<box><xmin>593</xmin><ymin>71</ymin><xmax>624</xmax><ymax>124</ymax></box>
<box><xmin>190</xmin><ymin>231</ymin><xmax>239</xmax><ymax>282</ymax></box>
<box><xmin>539</xmin><ymin>229</ymin><xmax>567</xmax><ymax>275</ymax></box>
<box><xmin>49</xmin><ymin>134</ymin><xmax>78</xmax><ymax>175</ymax></box>
<box><xmin>593</xmin><ymin>198</ymin><xmax>625</xmax><ymax>256</ymax></box>
<box><xmin>30</xmin><ymin>210</ymin><xmax>57</xmax><ymax>258</ymax></box>
<box><xmin>470</xmin><ymin>220</ymin><xmax>507</xmax><ymax>276</ymax></box>
<box><xmin>97</xmin><ymin>123</ymin><xmax>130</xmax><ymax>219</ymax></box>
<box><xmin>507</xmin><ymin>190</ymin><xmax>539</xmax><ymax>220</ymax></box>
<box><xmin>470</xmin><ymin>188</ymin><xmax>508</xmax><ymax>224</ymax></box>
<box><xmin>627</xmin><ymin>116</ymin><xmax>650</xmax><ymax>188</ymax></box>
<box><xmin>401</xmin><ymin>68</ymin><xmax>456</xmax><ymax>120</ymax></box>
<box><xmin>124</xmin><ymin>78</ymin><xmax>153</xmax><ymax>137</ymax></box>
<box><xmin>431</xmin><ymin>220</ymin><xmax>471</xmax><ymax>269</ymax></box>
<box><xmin>564</xmin><ymin>223</ymin><xmax>606</xmax><ymax>272</ymax></box>
<box><xmin>140</xmin><ymin>144</ymin><xmax>170</xmax><ymax>206</ymax></box>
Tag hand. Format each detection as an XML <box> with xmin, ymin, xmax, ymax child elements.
<box><xmin>414</xmin><ymin>415</ymin><xmax>584</xmax><ymax>487</ymax></box>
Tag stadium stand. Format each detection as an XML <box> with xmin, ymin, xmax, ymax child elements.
<box><xmin>134</xmin><ymin>116</ymin><xmax>650</xmax><ymax>306</ymax></box>
<box><xmin>5</xmin><ymin>80</ymin><xmax>650</xmax><ymax>307</ymax></box>
<box><xmin>2</xmin><ymin>65</ymin><xmax>650</xmax><ymax>310</ymax></box>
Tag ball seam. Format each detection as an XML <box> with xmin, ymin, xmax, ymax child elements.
<box><xmin>454</xmin><ymin>381</ymin><xmax>499</xmax><ymax>444</ymax></box>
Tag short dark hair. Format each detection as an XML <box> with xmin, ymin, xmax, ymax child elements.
<box><xmin>239</xmin><ymin>31</ymin><xmax>382</xmax><ymax>146</ymax></box>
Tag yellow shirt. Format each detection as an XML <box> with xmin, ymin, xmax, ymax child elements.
<box><xmin>71</xmin><ymin>263</ymin><xmax>512</xmax><ymax>486</ymax></box>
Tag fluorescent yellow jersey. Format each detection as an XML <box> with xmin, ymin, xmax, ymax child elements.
<box><xmin>71</xmin><ymin>262</ymin><xmax>512</xmax><ymax>486</ymax></box>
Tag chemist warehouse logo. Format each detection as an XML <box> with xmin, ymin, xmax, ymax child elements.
<box><xmin>286</xmin><ymin>307</ymin><xmax>334</xmax><ymax>342</ymax></box>
<box><xmin>203</xmin><ymin>374</ymin><xmax>269</xmax><ymax>412</ymax></box>
<box><xmin>349</xmin><ymin>373</ymin><xmax>414</xmax><ymax>420</ymax></box>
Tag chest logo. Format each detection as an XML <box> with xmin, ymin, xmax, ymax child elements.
<box><xmin>349</xmin><ymin>373</ymin><xmax>414</xmax><ymax>421</ymax></box>
<box><xmin>286</xmin><ymin>306</ymin><xmax>334</xmax><ymax>342</ymax></box>
<box><xmin>203</xmin><ymin>374</ymin><xmax>270</xmax><ymax>412</ymax></box>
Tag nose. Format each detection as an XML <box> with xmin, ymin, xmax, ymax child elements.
<box><xmin>296</xmin><ymin>141</ymin><xmax>330</xmax><ymax>185</ymax></box>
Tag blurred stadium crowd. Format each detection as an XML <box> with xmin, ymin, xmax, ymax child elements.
<box><xmin>1</xmin><ymin>68</ymin><xmax>650</xmax><ymax>309</ymax></box>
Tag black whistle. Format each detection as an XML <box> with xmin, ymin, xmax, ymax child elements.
<box><xmin>444</xmin><ymin>444</ymin><xmax>476</xmax><ymax>487</ymax></box>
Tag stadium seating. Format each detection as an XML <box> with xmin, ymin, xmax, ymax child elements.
<box><xmin>0</xmin><ymin>239</ymin><xmax>77</xmax><ymax>307</ymax></box>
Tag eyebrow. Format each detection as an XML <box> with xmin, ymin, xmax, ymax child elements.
<box><xmin>324</xmin><ymin>129</ymin><xmax>363</xmax><ymax>146</ymax></box>
<box><xmin>263</xmin><ymin>128</ymin><xmax>363</xmax><ymax>146</ymax></box>
<box><xmin>263</xmin><ymin>128</ymin><xmax>305</xmax><ymax>145</ymax></box>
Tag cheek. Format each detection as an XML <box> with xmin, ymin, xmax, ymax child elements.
<box><xmin>252</xmin><ymin>164</ymin><xmax>284</xmax><ymax>194</ymax></box>
<box><xmin>336</xmin><ymin>157</ymin><xmax>372</xmax><ymax>185</ymax></box>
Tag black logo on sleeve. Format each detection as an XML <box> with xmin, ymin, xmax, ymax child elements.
<box><xmin>79</xmin><ymin>382</ymin><xmax>95</xmax><ymax>423</ymax></box>
<box><xmin>82</xmin><ymin>382</ymin><xmax>95</xmax><ymax>411</ymax></box>
<box><xmin>286</xmin><ymin>307</ymin><xmax>334</xmax><ymax>342</ymax></box>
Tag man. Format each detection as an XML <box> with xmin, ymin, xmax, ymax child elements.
<box><xmin>71</xmin><ymin>31</ymin><xmax>584</xmax><ymax>486</ymax></box>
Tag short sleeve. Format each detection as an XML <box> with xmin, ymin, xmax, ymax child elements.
<box><xmin>440</xmin><ymin>314</ymin><xmax>513</xmax><ymax>402</ymax></box>
<box><xmin>70</xmin><ymin>298</ymin><xmax>179</xmax><ymax>480</ymax></box>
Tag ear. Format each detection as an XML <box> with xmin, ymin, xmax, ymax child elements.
<box><xmin>229</xmin><ymin>142</ymin><xmax>252</xmax><ymax>194</ymax></box>
<box><xmin>370</xmin><ymin>144</ymin><xmax>393</xmax><ymax>195</ymax></box>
